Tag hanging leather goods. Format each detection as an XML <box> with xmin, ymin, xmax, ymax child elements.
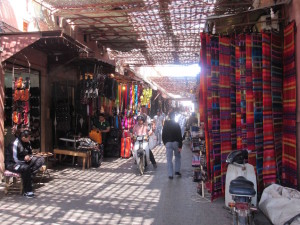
<box><xmin>16</xmin><ymin>77</ymin><xmax>23</xmax><ymax>89</ymax></box>
<box><xmin>20</xmin><ymin>89</ymin><xmax>29</xmax><ymax>101</ymax></box>
<box><xmin>24</xmin><ymin>112</ymin><xmax>29</xmax><ymax>125</ymax></box>
<box><xmin>13</xmin><ymin>111</ymin><xmax>18</xmax><ymax>124</ymax></box>
<box><xmin>89</xmin><ymin>129</ymin><xmax>102</xmax><ymax>144</ymax></box>
<box><xmin>23</xmin><ymin>101</ymin><xmax>30</xmax><ymax>113</ymax></box>
<box><xmin>14</xmin><ymin>89</ymin><xmax>20</xmax><ymax>101</ymax></box>
<box><xmin>17</xmin><ymin>112</ymin><xmax>22</xmax><ymax>125</ymax></box>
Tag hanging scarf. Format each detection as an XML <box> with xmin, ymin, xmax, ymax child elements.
<box><xmin>135</xmin><ymin>85</ymin><xmax>138</xmax><ymax>107</ymax></box>
<box><xmin>119</xmin><ymin>84</ymin><xmax>122</xmax><ymax>110</ymax></box>
<box><xmin>124</xmin><ymin>85</ymin><xmax>128</xmax><ymax>110</ymax></box>
<box><xmin>130</xmin><ymin>85</ymin><xmax>133</xmax><ymax>108</ymax></box>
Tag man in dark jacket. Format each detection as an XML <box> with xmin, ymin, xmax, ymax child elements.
<box><xmin>5</xmin><ymin>129</ymin><xmax>44</xmax><ymax>198</ymax></box>
<box><xmin>162</xmin><ymin>111</ymin><xmax>183</xmax><ymax>179</ymax></box>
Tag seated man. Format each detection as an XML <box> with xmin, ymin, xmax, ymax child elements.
<box><xmin>132</xmin><ymin>115</ymin><xmax>157</xmax><ymax>168</ymax></box>
<box><xmin>5</xmin><ymin>129</ymin><xmax>45</xmax><ymax>198</ymax></box>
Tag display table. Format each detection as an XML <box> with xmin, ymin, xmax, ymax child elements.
<box><xmin>53</xmin><ymin>149</ymin><xmax>91</xmax><ymax>170</ymax></box>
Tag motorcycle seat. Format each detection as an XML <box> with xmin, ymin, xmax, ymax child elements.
<box><xmin>230</xmin><ymin>176</ymin><xmax>254</xmax><ymax>187</ymax></box>
<box><xmin>229</xmin><ymin>177</ymin><xmax>256</xmax><ymax>196</ymax></box>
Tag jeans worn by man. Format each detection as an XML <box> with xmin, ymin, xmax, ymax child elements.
<box><xmin>162</xmin><ymin>112</ymin><xmax>183</xmax><ymax>179</ymax></box>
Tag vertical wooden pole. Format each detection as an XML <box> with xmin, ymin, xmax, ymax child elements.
<box><xmin>0</xmin><ymin>51</ymin><xmax>5</xmax><ymax>175</ymax></box>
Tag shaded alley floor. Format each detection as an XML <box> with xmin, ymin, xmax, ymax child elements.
<box><xmin>0</xmin><ymin>142</ymin><xmax>232</xmax><ymax>225</ymax></box>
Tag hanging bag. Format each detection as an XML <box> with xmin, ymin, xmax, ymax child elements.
<box><xmin>89</xmin><ymin>129</ymin><xmax>102</xmax><ymax>144</ymax></box>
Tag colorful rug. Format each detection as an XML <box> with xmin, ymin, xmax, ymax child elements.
<box><xmin>271</xmin><ymin>30</ymin><xmax>283</xmax><ymax>184</ymax></box>
<box><xmin>219</xmin><ymin>37</ymin><xmax>231</xmax><ymax>193</ymax></box>
<box><xmin>239</xmin><ymin>34</ymin><xmax>247</xmax><ymax>150</ymax></box>
<box><xmin>235</xmin><ymin>35</ymin><xmax>242</xmax><ymax>151</ymax></box>
<box><xmin>211</xmin><ymin>36</ymin><xmax>222</xmax><ymax>199</ymax></box>
<box><xmin>200</xmin><ymin>33</ymin><xmax>211</xmax><ymax>181</ymax></box>
<box><xmin>252</xmin><ymin>33</ymin><xmax>264</xmax><ymax>192</ymax></box>
<box><xmin>230</xmin><ymin>38</ymin><xmax>236</xmax><ymax>150</ymax></box>
<box><xmin>205</xmin><ymin>34</ymin><xmax>213</xmax><ymax>194</ymax></box>
<box><xmin>246</xmin><ymin>34</ymin><xmax>255</xmax><ymax>153</ymax></box>
<box><xmin>282</xmin><ymin>21</ymin><xmax>297</xmax><ymax>189</ymax></box>
<box><xmin>262</xmin><ymin>32</ymin><xmax>277</xmax><ymax>186</ymax></box>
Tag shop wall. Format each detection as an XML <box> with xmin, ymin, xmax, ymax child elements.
<box><xmin>0</xmin><ymin>47</ymin><xmax>47</xmax><ymax>174</ymax></box>
<box><xmin>0</xmin><ymin>55</ymin><xmax>5</xmax><ymax>175</ymax></box>
<box><xmin>287</xmin><ymin>0</ymin><xmax>300</xmax><ymax>188</ymax></box>
<box><xmin>0</xmin><ymin>0</ymin><xmax>50</xmax><ymax>32</ymax></box>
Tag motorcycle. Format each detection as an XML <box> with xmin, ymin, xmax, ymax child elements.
<box><xmin>225</xmin><ymin>150</ymin><xmax>257</xmax><ymax>225</ymax></box>
<box><xmin>133</xmin><ymin>135</ymin><xmax>150</xmax><ymax>175</ymax></box>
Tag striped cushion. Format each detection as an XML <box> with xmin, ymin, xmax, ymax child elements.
<box><xmin>4</xmin><ymin>170</ymin><xmax>21</xmax><ymax>178</ymax></box>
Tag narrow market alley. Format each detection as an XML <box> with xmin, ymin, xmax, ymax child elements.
<box><xmin>0</xmin><ymin>142</ymin><xmax>232</xmax><ymax>225</ymax></box>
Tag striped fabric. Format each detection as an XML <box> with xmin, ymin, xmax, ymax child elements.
<box><xmin>262</xmin><ymin>32</ymin><xmax>277</xmax><ymax>186</ymax></box>
<box><xmin>246</xmin><ymin>35</ymin><xmax>255</xmax><ymax>154</ymax></box>
<box><xmin>271</xmin><ymin>31</ymin><xmax>283</xmax><ymax>183</ymax></box>
<box><xmin>282</xmin><ymin>21</ymin><xmax>297</xmax><ymax>189</ymax></box>
<box><xmin>219</xmin><ymin>37</ymin><xmax>231</xmax><ymax>193</ymax></box>
<box><xmin>235</xmin><ymin>36</ymin><xmax>242</xmax><ymax>151</ymax></box>
<box><xmin>252</xmin><ymin>33</ymin><xmax>264</xmax><ymax>192</ymax></box>
<box><xmin>205</xmin><ymin>34</ymin><xmax>213</xmax><ymax>195</ymax></box>
<box><xmin>239</xmin><ymin>34</ymin><xmax>247</xmax><ymax>150</ymax></box>
<box><xmin>211</xmin><ymin>36</ymin><xmax>222</xmax><ymax>199</ymax></box>
<box><xmin>200</xmin><ymin>33</ymin><xmax>211</xmax><ymax>181</ymax></box>
<box><xmin>230</xmin><ymin>38</ymin><xmax>236</xmax><ymax>150</ymax></box>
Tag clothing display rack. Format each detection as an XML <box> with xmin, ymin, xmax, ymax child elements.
<box><xmin>190</xmin><ymin>125</ymin><xmax>210</xmax><ymax>201</ymax></box>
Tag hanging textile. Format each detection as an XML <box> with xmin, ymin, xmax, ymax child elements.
<box><xmin>230</xmin><ymin>38</ymin><xmax>236</xmax><ymax>150</ymax></box>
<box><xmin>219</xmin><ymin>37</ymin><xmax>231</xmax><ymax>193</ymax></box>
<box><xmin>239</xmin><ymin>34</ymin><xmax>247</xmax><ymax>150</ymax></box>
<box><xmin>135</xmin><ymin>85</ymin><xmax>138</xmax><ymax>107</ymax></box>
<box><xmin>130</xmin><ymin>85</ymin><xmax>133</xmax><ymax>109</ymax></box>
<box><xmin>235</xmin><ymin>35</ymin><xmax>242</xmax><ymax>151</ymax></box>
<box><xmin>211</xmin><ymin>36</ymin><xmax>222</xmax><ymax>200</ymax></box>
<box><xmin>252</xmin><ymin>33</ymin><xmax>264</xmax><ymax>192</ymax></box>
<box><xmin>246</xmin><ymin>35</ymin><xmax>255</xmax><ymax>168</ymax></box>
<box><xmin>282</xmin><ymin>21</ymin><xmax>297</xmax><ymax>189</ymax></box>
<box><xmin>200</xmin><ymin>33</ymin><xmax>210</xmax><ymax>181</ymax></box>
<box><xmin>271</xmin><ymin>30</ymin><xmax>283</xmax><ymax>183</ymax></box>
<box><xmin>262</xmin><ymin>32</ymin><xmax>277</xmax><ymax>186</ymax></box>
<box><xmin>205</xmin><ymin>34</ymin><xmax>213</xmax><ymax>185</ymax></box>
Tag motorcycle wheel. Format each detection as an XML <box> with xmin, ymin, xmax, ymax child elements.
<box><xmin>138</xmin><ymin>155</ymin><xmax>145</xmax><ymax>175</ymax></box>
<box><xmin>233</xmin><ymin>211</ymin><xmax>238</xmax><ymax>225</ymax></box>
<box><xmin>237</xmin><ymin>215</ymin><xmax>247</xmax><ymax>225</ymax></box>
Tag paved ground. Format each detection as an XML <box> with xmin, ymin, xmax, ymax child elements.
<box><xmin>0</xmin><ymin>142</ymin><xmax>235</xmax><ymax>225</ymax></box>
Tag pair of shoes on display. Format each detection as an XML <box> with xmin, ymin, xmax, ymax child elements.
<box><xmin>24</xmin><ymin>192</ymin><xmax>35</xmax><ymax>198</ymax></box>
<box><xmin>168</xmin><ymin>176</ymin><xmax>173</xmax><ymax>180</ymax></box>
<box><xmin>153</xmin><ymin>163</ymin><xmax>157</xmax><ymax>169</ymax></box>
<box><xmin>175</xmin><ymin>172</ymin><xmax>182</xmax><ymax>177</ymax></box>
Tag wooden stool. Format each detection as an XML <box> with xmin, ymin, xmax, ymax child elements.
<box><xmin>3</xmin><ymin>170</ymin><xmax>23</xmax><ymax>195</ymax></box>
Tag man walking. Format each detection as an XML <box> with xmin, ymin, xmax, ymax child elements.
<box><xmin>154</xmin><ymin>110</ymin><xmax>164</xmax><ymax>145</ymax></box>
<box><xmin>162</xmin><ymin>111</ymin><xmax>183</xmax><ymax>179</ymax></box>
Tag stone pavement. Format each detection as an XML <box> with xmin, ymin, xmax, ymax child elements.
<box><xmin>0</xmin><ymin>142</ymin><xmax>234</xmax><ymax>225</ymax></box>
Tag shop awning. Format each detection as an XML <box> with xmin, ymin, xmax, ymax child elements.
<box><xmin>0</xmin><ymin>30</ymin><xmax>92</xmax><ymax>63</ymax></box>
